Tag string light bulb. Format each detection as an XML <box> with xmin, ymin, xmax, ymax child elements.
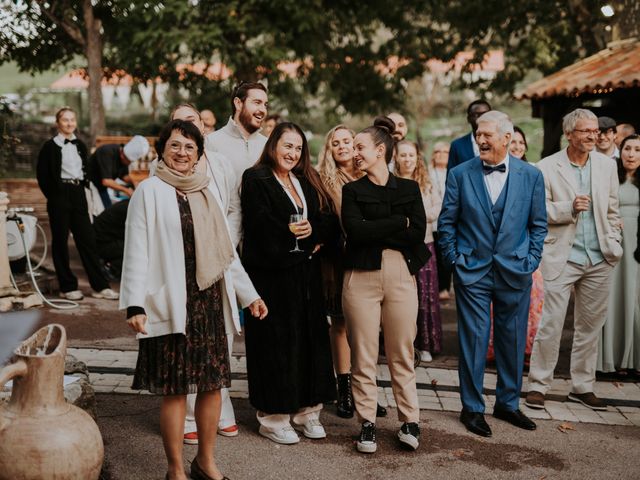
<box><xmin>600</xmin><ymin>5</ymin><xmax>614</xmax><ymax>17</ymax></box>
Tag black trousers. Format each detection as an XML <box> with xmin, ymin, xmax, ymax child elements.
<box><xmin>96</xmin><ymin>239</ymin><xmax>124</xmax><ymax>277</ymax></box>
<box><xmin>432</xmin><ymin>231</ymin><xmax>452</xmax><ymax>292</ymax></box>
<box><xmin>47</xmin><ymin>184</ymin><xmax>109</xmax><ymax>293</ymax></box>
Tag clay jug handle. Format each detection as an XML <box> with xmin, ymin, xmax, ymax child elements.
<box><xmin>0</xmin><ymin>360</ymin><xmax>28</xmax><ymax>388</ymax></box>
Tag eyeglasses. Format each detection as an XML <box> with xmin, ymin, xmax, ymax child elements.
<box><xmin>168</xmin><ymin>142</ymin><xmax>197</xmax><ymax>155</ymax></box>
<box><xmin>573</xmin><ymin>129</ymin><xmax>600</xmax><ymax>136</ymax></box>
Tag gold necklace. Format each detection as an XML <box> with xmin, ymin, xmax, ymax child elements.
<box><xmin>278</xmin><ymin>176</ymin><xmax>294</xmax><ymax>191</ymax></box>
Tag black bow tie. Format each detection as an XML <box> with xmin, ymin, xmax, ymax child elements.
<box><xmin>64</xmin><ymin>138</ymin><xmax>78</xmax><ymax>145</ymax></box>
<box><xmin>482</xmin><ymin>163</ymin><xmax>506</xmax><ymax>175</ymax></box>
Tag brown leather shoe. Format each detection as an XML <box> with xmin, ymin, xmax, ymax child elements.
<box><xmin>524</xmin><ymin>391</ymin><xmax>545</xmax><ymax>409</ymax></box>
<box><xmin>568</xmin><ymin>392</ymin><xmax>607</xmax><ymax>411</ymax></box>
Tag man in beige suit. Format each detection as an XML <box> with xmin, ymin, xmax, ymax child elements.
<box><xmin>525</xmin><ymin>108</ymin><xmax>622</xmax><ymax>411</ymax></box>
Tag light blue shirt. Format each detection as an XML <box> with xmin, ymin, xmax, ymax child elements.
<box><xmin>568</xmin><ymin>156</ymin><xmax>604</xmax><ymax>266</ymax></box>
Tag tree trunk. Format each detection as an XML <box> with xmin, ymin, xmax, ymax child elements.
<box><xmin>83</xmin><ymin>0</ymin><xmax>106</xmax><ymax>144</ymax></box>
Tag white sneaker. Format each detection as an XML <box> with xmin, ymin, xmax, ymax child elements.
<box><xmin>217</xmin><ymin>424</ymin><xmax>239</xmax><ymax>437</ymax></box>
<box><xmin>420</xmin><ymin>351</ymin><xmax>433</xmax><ymax>363</ymax></box>
<box><xmin>60</xmin><ymin>290</ymin><xmax>83</xmax><ymax>301</ymax></box>
<box><xmin>293</xmin><ymin>418</ymin><xmax>326</xmax><ymax>439</ymax></box>
<box><xmin>258</xmin><ymin>425</ymin><xmax>300</xmax><ymax>445</ymax></box>
<box><xmin>92</xmin><ymin>288</ymin><xmax>119</xmax><ymax>300</ymax></box>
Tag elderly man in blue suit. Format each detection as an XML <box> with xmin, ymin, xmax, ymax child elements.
<box><xmin>447</xmin><ymin>100</ymin><xmax>492</xmax><ymax>174</ymax></box>
<box><xmin>438</xmin><ymin>111</ymin><xmax>547</xmax><ymax>437</ymax></box>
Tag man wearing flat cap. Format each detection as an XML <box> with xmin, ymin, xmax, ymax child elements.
<box><xmin>88</xmin><ymin>135</ymin><xmax>150</xmax><ymax>208</ymax></box>
<box><xmin>596</xmin><ymin>116</ymin><xmax>619</xmax><ymax>159</ymax></box>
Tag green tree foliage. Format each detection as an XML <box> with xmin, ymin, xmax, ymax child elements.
<box><xmin>427</xmin><ymin>0</ymin><xmax>615</xmax><ymax>93</ymax></box>
<box><xmin>1</xmin><ymin>0</ymin><xmax>633</xmax><ymax>133</ymax></box>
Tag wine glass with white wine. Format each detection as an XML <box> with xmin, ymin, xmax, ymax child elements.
<box><xmin>289</xmin><ymin>213</ymin><xmax>304</xmax><ymax>252</ymax></box>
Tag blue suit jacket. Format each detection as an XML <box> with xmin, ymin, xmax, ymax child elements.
<box><xmin>447</xmin><ymin>133</ymin><xmax>475</xmax><ymax>174</ymax></box>
<box><xmin>437</xmin><ymin>155</ymin><xmax>547</xmax><ymax>289</ymax></box>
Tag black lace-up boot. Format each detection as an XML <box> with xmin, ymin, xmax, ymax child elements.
<box><xmin>336</xmin><ymin>373</ymin><xmax>354</xmax><ymax>418</ymax></box>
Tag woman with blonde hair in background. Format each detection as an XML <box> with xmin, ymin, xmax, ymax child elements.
<box><xmin>317</xmin><ymin>125</ymin><xmax>361</xmax><ymax>419</ymax></box>
<box><xmin>395</xmin><ymin>140</ymin><xmax>443</xmax><ymax>363</ymax></box>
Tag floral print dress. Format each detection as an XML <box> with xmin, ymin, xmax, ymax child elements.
<box><xmin>132</xmin><ymin>193</ymin><xmax>231</xmax><ymax>395</ymax></box>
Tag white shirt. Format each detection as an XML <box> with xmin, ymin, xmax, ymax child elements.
<box><xmin>53</xmin><ymin>133</ymin><xmax>84</xmax><ymax>179</ymax></box>
<box><xmin>471</xmin><ymin>133</ymin><xmax>480</xmax><ymax>157</ymax></box>
<box><xmin>612</xmin><ymin>146</ymin><xmax>620</xmax><ymax>159</ymax></box>
<box><xmin>482</xmin><ymin>154</ymin><xmax>509</xmax><ymax>204</ymax></box>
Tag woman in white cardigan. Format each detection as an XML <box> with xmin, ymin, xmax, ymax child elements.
<box><xmin>121</xmin><ymin>120</ymin><xmax>266</xmax><ymax>480</ymax></box>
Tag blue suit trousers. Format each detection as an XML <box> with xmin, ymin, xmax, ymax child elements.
<box><xmin>454</xmin><ymin>268</ymin><xmax>531</xmax><ymax>413</ymax></box>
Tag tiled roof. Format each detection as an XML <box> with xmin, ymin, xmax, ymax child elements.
<box><xmin>515</xmin><ymin>39</ymin><xmax>640</xmax><ymax>100</ymax></box>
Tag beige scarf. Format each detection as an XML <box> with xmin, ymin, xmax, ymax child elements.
<box><xmin>156</xmin><ymin>160</ymin><xmax>234</xmax><ymax>291</ymax></box>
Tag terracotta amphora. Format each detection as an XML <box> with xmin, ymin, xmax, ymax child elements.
<box><xmin>0</xmin><ymin>324</ymin><xmax>104</xmax><ymax>479</ymax></box>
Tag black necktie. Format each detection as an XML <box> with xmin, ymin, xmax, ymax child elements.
<box><xmin>482</xmin><ymin>163</ymin><xmax>506</xmax><ymax>175</ymax></box>
<box><xmin>64</xmin><ymin>138</ymin><xmax>78</xmax><ymax>145</ymax></box>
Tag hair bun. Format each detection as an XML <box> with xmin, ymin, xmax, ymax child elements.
<box><xmin>373</xmin><ymin>116</ymin><xmax>395</xmax><ymax>135</ymax></box>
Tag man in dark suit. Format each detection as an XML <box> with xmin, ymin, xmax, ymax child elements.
<box><xmin>447</xmin><ymin>100</ymin><xmax>492</xmax><ymax>174</ymax></box>
<box><xmin>438</xmin><ymin>111</ymin><xmax>547</xmax><ymax>437</ymax></box>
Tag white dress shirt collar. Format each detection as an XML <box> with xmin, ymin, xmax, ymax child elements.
<box><xmin>53</xmin><ymin>133</ymin><xmax>77</xmax><ymax>147</ymax></box>
<box><xmin>482</xmin><ymin>153</ymin><xmax>509</xmax><ymax>205</ymax></box>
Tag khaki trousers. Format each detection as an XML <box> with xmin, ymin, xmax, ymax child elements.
<box><xmin>343</xmin><ymin>249</ymin><xmax>419</xmax><ymax>424</ymax></box>
<box><xmin>527</xmin><ymin>260</ymin><xmax>614</xmax><ymax>395</ymax></box>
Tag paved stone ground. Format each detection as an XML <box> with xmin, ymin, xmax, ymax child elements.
<box><xmin>70</xmin><ymin>347</ymin><xmax>640</xmax><ymax>427</ymax></box>
<box><xmin>97</xmin><ymin>394</ymin><xmax>640</xmax><ymax>480</ymax></box>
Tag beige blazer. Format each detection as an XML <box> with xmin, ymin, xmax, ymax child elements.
<box><xmin>537</xmin><ymin>148</ymin><xmax>622</xmax><ymax>281</ymax></box>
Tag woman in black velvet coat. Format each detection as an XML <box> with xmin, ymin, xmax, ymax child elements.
<box><xmin>241</xmin><ymin>122</ymin><xmax>337</xmax><ymax>445</ymax></box>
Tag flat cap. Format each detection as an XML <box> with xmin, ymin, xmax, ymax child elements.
<box><xmin>598</xmin><ymin>116</ymin><xmax>616</xmax><ymax>131</ymax></box>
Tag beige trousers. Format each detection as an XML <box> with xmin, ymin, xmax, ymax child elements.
<box><xmin>257</xmin><ymin>404</ymin><xmax>323</xmax><ymax>431</ymax></box>
<box><xmin>527</xmin><ymin>260</ymin><xmax>614</xmax><ymax>395</ymax></box>
<box><xmin>342</xmin><ymin>249</ymin><xmax>419</xmax><ymax>424</ymax></box>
